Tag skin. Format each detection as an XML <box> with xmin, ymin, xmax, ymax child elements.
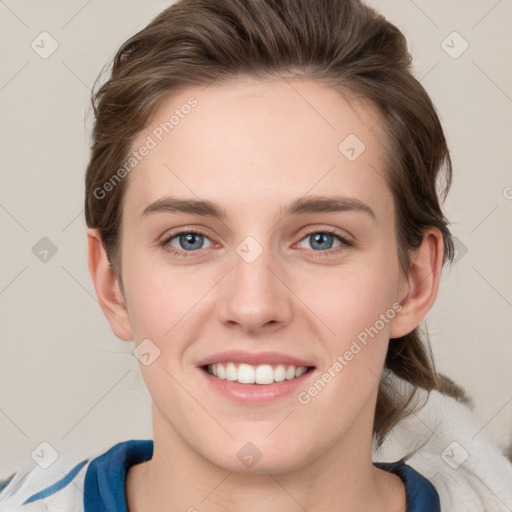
<box><xmin>88</xmin><ymin>76</ymin><xmax>443</xmax><ymax>512</ymax></box>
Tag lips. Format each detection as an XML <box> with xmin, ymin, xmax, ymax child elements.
<box><xmin>197</xmin><ymin>353</ymin><xmax>317</xmax><ymax>403</ymax></box>
<box><xmin>197</xmin><ymin>350</ymin><xmax>316</xmax><ymax>387</ymax></box>
<box><xmin>196</xmin><ymin>350</ymin><xmax>315</xmax><ymax>368</ymax></box>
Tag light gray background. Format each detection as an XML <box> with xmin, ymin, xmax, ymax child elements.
<box><xmin>1</xmin><ymin>0</ymin><xmax>511</xmax><ymax>476</ymax></box>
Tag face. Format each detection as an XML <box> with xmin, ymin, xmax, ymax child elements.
<box><xmin>117</xmin><ymin>76</ymin><xmax>409</xmax><ymax>473</ymax></box>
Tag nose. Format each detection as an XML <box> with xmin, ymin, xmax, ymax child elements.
<box><xmin>216</xmin><ymin>238</ymin><xmax>295</xmax><ymax>335</ymax></box>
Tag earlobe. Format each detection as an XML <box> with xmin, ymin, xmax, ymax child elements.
<box><xmin>388</xmin><ymin>228</ymin><xmax>444</xmax><ymax>339</ymax></box>
<box><xmin>87</xmin><ymin>228</ymin><xmax>134</xmax><ymax>341</ymax></box>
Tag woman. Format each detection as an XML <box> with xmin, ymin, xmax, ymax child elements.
<box><xmin>1</xmin><ymin>0</ymin><xmax>511</xmax><ymax>510</ymax></box>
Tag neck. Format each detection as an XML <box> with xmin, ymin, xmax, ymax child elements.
<box><xmin>125</xmin><ymin>405</ymin><xmax>406</xmax><ymax>512</ymax></box>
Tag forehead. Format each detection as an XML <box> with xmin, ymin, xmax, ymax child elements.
<box><xmin>123</xmin><ymin>76</ymin><xmax>393</xmax><ymax>224</ymax></box>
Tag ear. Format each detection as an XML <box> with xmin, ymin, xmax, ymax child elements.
<box><xmin>389</xmin><ymin>227</ymin><xmax>444</xmax><ymax>338</ymax></box>
<box><xmin>87</xmin><ymin>228</ymin><xmax>134</xmax><ymax>341</ymax></box>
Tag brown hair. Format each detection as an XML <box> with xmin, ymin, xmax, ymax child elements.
<box><xmin>84</xmin><ymin>0</ymin><xmax>472</xmax><ymax>448</ymax></box>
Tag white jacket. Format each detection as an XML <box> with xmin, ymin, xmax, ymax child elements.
<box><xmin>373</xmin><ymin>374</ymin><xmax>512</xmax><ymax>511</ymax></box>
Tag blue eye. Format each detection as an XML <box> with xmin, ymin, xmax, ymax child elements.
<box><xmin>163</xmin><ymin>231</ymin><xmax>213</xmax><ymax>254</ymax></box>
<box><xmin>297</xmin><ymin>230</ymin><xmax>352</xmax><ymax>254</ymax></box>
<box><xmin>308</xmin><ymin>232</ymin><xmax>336</xmax><ymax>250</ymax></box>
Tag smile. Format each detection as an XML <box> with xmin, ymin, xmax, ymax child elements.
<box><xmin>203</xmin><ymin>362</ymin><xmax>313</xmax><ymax>385</ymax></box>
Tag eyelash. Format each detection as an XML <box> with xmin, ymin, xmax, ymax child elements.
<box><xmin>159</xmin><ymin>228</ymin><xmax>353</xmax><ymax>259</ymax></box>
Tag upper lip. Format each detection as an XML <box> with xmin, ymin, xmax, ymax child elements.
<box><xmin>196</xmin><ymin>350</ymin><xmax>315</xmax><ymax>368</ymax></box>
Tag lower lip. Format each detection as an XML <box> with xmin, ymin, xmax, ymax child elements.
<box><xmin>198</xmin><ymin>367</ymin><xmax>316</xmax><ymax>404</ymax></box>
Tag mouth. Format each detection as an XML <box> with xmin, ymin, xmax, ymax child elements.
<box><xmin>201</xmin><ymin>362</ymin><xmax>315</xmax><ymax>385</ymax></box>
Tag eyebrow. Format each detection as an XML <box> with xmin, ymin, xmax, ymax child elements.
<box><xmin>139</xmin><ymin>194</ymin><xmax>376</xmax><ymax>221</ymax></box>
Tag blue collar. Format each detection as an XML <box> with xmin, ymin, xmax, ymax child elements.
<box><xmin>374</xmin><ymin>459</ymin><xmax>441</xmax><ymax>511</ymax></box>
<box><xmin>84</xmin><ymin>440</ymin><xmax>440</xmax><ymax>512</ymax></box>
<box><xmin>84</xmin><ymin>439</ymin><xmax>153</xmax><ymax>512</ymax></box>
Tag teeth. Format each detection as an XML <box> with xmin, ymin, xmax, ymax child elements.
<box><xmin>238</xmin><ymin>363</ymin><xmax>256</xmax><ymax>384</ymax></box>
<box><xmin>295</xmin><ymin>366</ymin><xmax>307</xmax><ymax>377</ymax></box>
<box><xmin>226</xmin><ymin>362</ymin><xmax>237</xmax><ymax>381</ymax></box>
<box><xmin>274</xmin><ymin>364</ymin><xmax>286</xmax><ymax>382</ymax></box>
<box><xmin>206</xmin><ymin>362</ymin><xmax>310</xmax><ymax>385</ymax></box>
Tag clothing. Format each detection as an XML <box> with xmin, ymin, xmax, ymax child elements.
<box><xmin>372</xmin><ymin>373</ymin><xmax>512</xmax><ymax>511</ymax></box>
<box><xmin>0</xmin><ymin>439</ymin><xmax>439</xmax><ymax>512</ymax></box>
<box><xmin>1</xmin><ymin>373</ymin><xmax>511</xmax><ymax>511</ymax></box>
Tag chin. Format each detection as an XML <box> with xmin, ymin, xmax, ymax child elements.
<box><xmin>202</xmin><ymin>435</ymin><xmax>313</xmax><ymax>475</ymax></box>
<box><xmin>215</xmin><ymin>452</ymin><xmax>307</xmax><ymax>475</ymax></box>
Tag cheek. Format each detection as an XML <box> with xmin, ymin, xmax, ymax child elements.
<box><xmin>122</xmin><ymin>255</ymin><xmax>220</xmax><ymax>373</ymax></box>
<box><xmin>298</xmin><ymin>268</ymin><xmax>399</xmax><ymax>425</ymax></box>
<box><xmin>121</xmin><ymin>242</ymin><xmax>195</xmax><ymax>330</ymax></box>
<box><xmin>301</xmin><ymin>262</ymin><xmax>400</xmax><ymax>341</ymax></box>
<box><xmin>121</xmin><ymin>254</ymin><xmax>174</xmax><ymax>341</ymax></box>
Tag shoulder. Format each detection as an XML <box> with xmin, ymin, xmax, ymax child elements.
<box><xmin>374</xmin><ymin>374</ymin><xmax>512</xmax><ymax>512</ymax></box>
<box><xmin>0</xmin><ymin>455</ymin><xmax>89</xmax><ymax>511</ymax></box>
<box><xmin>0</xmin><ymin>439</ymin><xmax>154</xmax><ymax>512</ymax></box>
